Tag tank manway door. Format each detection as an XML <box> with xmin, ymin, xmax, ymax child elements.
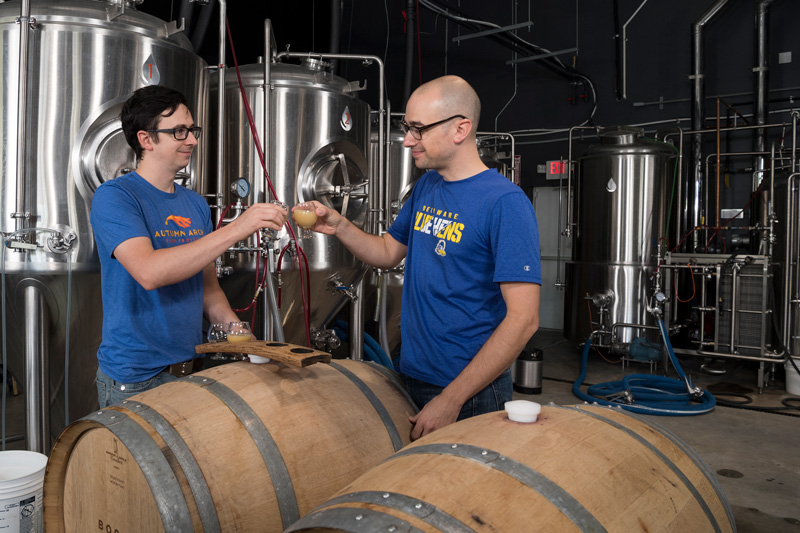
<box><xmin>300</xmin><ymin>143</ymin><xmax>368</xmax><ymax>226</ymax></box>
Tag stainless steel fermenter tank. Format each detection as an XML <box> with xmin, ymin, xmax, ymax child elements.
<box><xmin>363</xmin><ymin>125</ymin><xmax>423</xmax><ymax>355</ymax></box>
<box><xmin>564</xmin><ymin>127</ymin><xmax>675</xmax><ymax>344</ymax></box>
<box><xmin>0</xmin><ymin>0</ymin><xmax>207</xmax><ymax>449</ymax></box>
<box><xmin>211</xmin><ymin>60</ymin><xmax>370</xmax><ymax>346</ymax></box>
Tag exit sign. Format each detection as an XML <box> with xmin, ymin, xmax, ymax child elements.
<box><xmin>546</xmin><ymin>160</ymin><xmax>570</xmax><ymax>180</ymax></box>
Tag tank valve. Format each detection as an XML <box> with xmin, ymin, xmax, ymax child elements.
<box><xmin>311</xmin><ymin>328</ymin><xmax>341</xmax><ymax>352</ymax></box>
<box><xmin>46</xmin><ymin>232</ymin><xmax>77</xmax><ymax>254</ymax></box>
<box><xmin>215</xmin><ymin>257</ymin><xmax>233</xmax><ymax>278</ymax></box>
<box><xmin>328</xmin><ymin>274</ymin><xmax>358</xmax><ymax>301</ymax></box>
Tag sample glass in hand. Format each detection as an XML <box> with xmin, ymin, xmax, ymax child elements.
<box><xmin>293</xmin><ymin>202</ymin><xmax>318</xmax><ymax>239</ymax></box>
<box><xmin>227</xmin><ymin>321</ymin><xmax>252</xmax><ymax>343</ymax></box>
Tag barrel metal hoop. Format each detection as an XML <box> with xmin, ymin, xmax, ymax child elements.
<box><xmin>579</xmin><ymin>405</ymin><xmax>735</xmax><ymax>530</ymax></box>
<box><xmin>82</xmin><ymin>409</ymin><xmax>194</xmax><ymax>532</ymax></box>
<box><xmin>362</xmin><ymin>361</ymin><xmax>420</xmax><ymax>414</ymax></box>
<box><xmin>329</xmin><ymin>361</ymin><xmax>405</xmax><ymax>451</ymax></box>
<box><xmin>122</xmin><ymin>400</ymin><xmax>222</xmax><ymax>533</ymax></box>
<box><xmin>184</xmin><ymin>374</ymin><xmax>300</xmax><ymax>529</ymax></box>
<box><xmin>556</xmin><ymin>405</ymin><xmax>723</xmax><ymax>533</ymax></box>
<box><xmin>388</xmin><ymin>443</ymin><xmax>606</xmax><ymax>533</ymax></box>
<box><xmin>284</xmin><ymin>506</ymin><xmax>423</xmax><ymax>533</ymax></box>
<box><xmin>318</xmin><ymin>491</ymin><xmax>476</xmax><ymax>533</ymax></box>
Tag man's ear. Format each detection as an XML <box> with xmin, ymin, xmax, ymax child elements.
<box><xmin>452</xmin><ymin>117</ymin><xmax>473</xmax><ymax>144</ymax></box>
<box><xmin>137</xmin><ymin>130</ymin><xmax>156</xmax><ymax>152</ymax></box>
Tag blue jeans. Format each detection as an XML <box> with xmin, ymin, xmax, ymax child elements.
<box><xmin>403</xmin><ymin>369</ymin><xmax>512</xmax><ymax>420</ymax></box>
<box><xmin>96</xmin><ymin>367</ymin><xmax>178</xmax><ymax>408</ymax></box>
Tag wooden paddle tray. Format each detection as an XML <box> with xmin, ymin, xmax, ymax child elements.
<box><xmin>195</xmin><ymin>341</ymin><xmax>331</xmax><ymax>367</ymax></box>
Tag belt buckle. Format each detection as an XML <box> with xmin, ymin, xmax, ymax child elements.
<box><xmin>170</xmin><ymin>359</ymin><xmax>195</xmax><ymax>377</ymax></box>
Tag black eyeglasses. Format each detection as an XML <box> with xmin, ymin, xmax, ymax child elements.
<box><xmin>146</xmin><ymin>126</ymin><xmax>202</xmax><ymax>141</ymax></box>
<box><xmin>400</xmin><ymin>115</ymin><xmax>466</xmax><ymax>140</ymax></box>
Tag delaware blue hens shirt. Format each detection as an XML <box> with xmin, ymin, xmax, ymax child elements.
<box><xmin>388</xmin><ymin>169</ymin><xmax>541</xmax><ymax>387</ymax></box>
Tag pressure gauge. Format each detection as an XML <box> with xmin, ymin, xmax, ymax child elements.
<box><xmin>231</xmin><ymin>177</ymin><xmax>250</xmax><ymax>199</ymax></box>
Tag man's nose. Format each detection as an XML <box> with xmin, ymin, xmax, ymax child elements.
<box><xmin>402</xmin><ymin>130</ymin><xmax>417</xmax><ymax>147</ymax></box>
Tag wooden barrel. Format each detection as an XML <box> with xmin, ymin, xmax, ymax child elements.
<box><xmin>43</xmin><ymin>359</ymin><xmax>416</xmax><ymax>532</ymax></box>
<box><xmin>287</xmin><ymin>404</ymin><xmax>735</xmax><ymax>533</ymax></box>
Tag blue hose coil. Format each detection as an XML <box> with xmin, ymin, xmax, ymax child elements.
<box><xmin>572</xmin><ymin>320</ymin><xmax>716</xmax><ymax>416</ymax></box>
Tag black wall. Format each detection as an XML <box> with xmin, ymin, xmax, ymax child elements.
<box><xmin>140</xmin><ymin>0</ymin><xmax>800</xmax><ymax>215</ymax></box>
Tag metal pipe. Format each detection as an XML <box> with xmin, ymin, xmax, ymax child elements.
<box><xmin>328</xmin><ymin>0</ymin><xmax>342</xmax><ymax>73</ymax></box>
<box><xmin>564</xmin><ymin>125</ymin><xmax>598</xmax><ymax>238</ymax></box>
<box><xmin>13</xmin><ymin>0</ymin><xmax>33</xmax><ymax>236</ymax></box>
<box><xmin>24</xmin><ymin>285</ymin><xmax>48</xmax><ymax>453</ymax></box>
<box><xmin>792</xmin><ymin>111</ymin><xmax>798</xmax><ymax>172</ymax></box>
<box><xmin>402</xmin><ymin>0</ymin><xmax>415</xmax><ymax>108</ymax></box>
<box><xmin>621</xmin><ymin>0</ymin><xmax>650</xmax><ymax>101</ymax></box>
<box><xmin>729</xmin><ymin>265</ymin><xmax>738</xmax><ymax>353</ymax></box>
<box><xmin>349</xmin><ymin>277</ymin><xmax>364</xmax><ymax>361</ymax></box>
<box><xmin>783</xmin><ymin>171</ymin><xmax>797</xmax><ymax>354</ymax></box>
<box><xmin>716</xmin><ymin>98</ymin><xmax>721</xmax><ymax>229</ymax></box>
<box><xmin>262</xmin><ymin>19</ymin><xmax>276</xmax><ymax>340</ymax></box>
<box><xmin>695</xmin><ymin>349</ymin><xmax>785</xmax><ymax>363</ymax></box>
<box><xmin>753</xmin><ymin>0</ymin><xmax>776</xmax><ymax>190</ymax></box>
<box><xmin>214</xmin><ymin>0</ymin><xmax>226</xmax><ymax>240</ymax></box>
<box><xmin>690</xmin><ymin>0</ymin><xmax>730</xmax><ymax>251</ymax></box>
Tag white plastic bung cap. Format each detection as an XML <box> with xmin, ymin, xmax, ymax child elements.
<box><xmin>248</xmin><ymin>355</ymin><xmax>271</xmax><ymax>364</ymax></box>
<box><xmin>504</xmin><ymin>400</ymin><xmax>542</xmax><ymax>423</ymax></box>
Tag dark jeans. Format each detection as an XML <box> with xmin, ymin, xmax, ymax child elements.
<box><xmin>403</xmin><ymin>369</ymin><xmax>513</xmax><ymax>420</ymax></box>
<box><xmin>96</xmin><ymin>367</ymin><xmax>178</xmax><ymax>408</ymax></box>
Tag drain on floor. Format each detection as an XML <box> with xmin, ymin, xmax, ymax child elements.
<box><xmin>716</xmin><ymin>469</ymin><xmax>744</xmax><ymax>478</ymax></box>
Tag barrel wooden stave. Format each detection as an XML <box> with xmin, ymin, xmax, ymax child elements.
<box><xmin>44</xmin><ymin>360</ymin><xmax>416</xmax><ymax>532</ymax></box>
<box><xmin>289</xmin><ymin>404</ymin><xmax>734</xmax><ymax>533</ymax></box>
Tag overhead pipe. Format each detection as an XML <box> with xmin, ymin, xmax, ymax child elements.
<box><xmin>753</xmin><ymin>0</ymin><xmax>778</xmax><ymax>238</ymax></box>
<box><xmin>328</xmin><ymin>0</ymin><xmax>342</xmax><ymax>74</ymax></box>
<box><xmin>402</xmin><ymin>0</ymin><xmax>415</xmax><ymax>108</ymax></box>
<box><xmin>689</xmin><ymin>0</ymin><xmax>730</xmax><ymax>251</ymax></box>
<box><xmin>214</xmin><ymin>0</ymin><xmax>226</xmax><ymax>237</ymax></box>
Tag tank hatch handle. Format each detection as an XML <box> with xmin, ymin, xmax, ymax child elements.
<box><xmin>344</xmin><ymin>80</ymin><xmax>367</xmax><ymax>93</ymax></box>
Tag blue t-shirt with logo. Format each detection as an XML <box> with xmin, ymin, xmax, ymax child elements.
<box><xmin>387</xmin><ymin>168</ymin><xmax>542</xmax><ymax>388</ymax></box>
<box><xmin>90</xmin><ymin>172</ymin><xmax>212</xmax><ymax>383</ymax></box>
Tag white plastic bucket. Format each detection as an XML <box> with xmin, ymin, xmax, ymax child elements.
<box><xmin>787</xmin><ymin>359</ymin><xmax>800</xmax><ymax>396</ymax></box>
<box><xmin>0</xmin><ymin>451</ymin><xmax>48</xmax><ymax>533</ymax></box>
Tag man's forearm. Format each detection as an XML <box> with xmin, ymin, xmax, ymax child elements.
<box><xmin>334</xmin><ymin>217</ymin><xmax>406</xmax><ymax>270</ymax></box>
<box><xmin>439</xmin><ymin>310</ymin><xmax>538</xmax><ymax>406</ymax></box>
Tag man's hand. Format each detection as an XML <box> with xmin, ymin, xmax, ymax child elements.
<box><xmin>409</xmin><ymin>393</ymin><xmax>463</xmax><ymax>440</ymax></box>
<box><xmin>232</xmin><ymin>202</ymin><xmax>288</xmax><ymax>237</ymax></box>
<box><xmin>292</xmin><ymin>201</ymin><xmax>342</xmax><ymax>236</ymax></box>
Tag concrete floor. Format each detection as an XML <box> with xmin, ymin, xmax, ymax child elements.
<box><xmin>519</xmin><ymin>329</ymin><xmax>800</xmax><ymax>533</ymax></box>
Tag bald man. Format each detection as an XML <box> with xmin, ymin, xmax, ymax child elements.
<box><xmin>299</xmin><ymin>76</ymin><xmax>541</xmax><ymax>439</ymax></box>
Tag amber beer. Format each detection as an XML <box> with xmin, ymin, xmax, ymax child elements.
<box><xmin>293</xmin><ymin>202</ymin><xmax>318</xmax><ymax>239</ymax></box>
<box><xmin>292</xmin><ymin>207</ymin><xmax>318</xmax><ymax>228</ymax></box>
<box><xmin>227</xmin><ymin>333</ymin><xmax>251</xmax><ymax>343</ymax></box>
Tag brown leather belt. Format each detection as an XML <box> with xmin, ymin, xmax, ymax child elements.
<box><xmin>168</xmin><ymin>358</ymin><xmax>204</xmax><ymax>377</ymax></box>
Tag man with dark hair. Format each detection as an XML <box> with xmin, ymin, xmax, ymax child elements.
<box><xmin>301</xmin><ymin>75</ymin><xmax>541</xmax><ymax>439</ymax></box>
<box><xmin>90</xmin><ymin>85</ymin><xmax>286</xmax><ymax>407</ymax></box>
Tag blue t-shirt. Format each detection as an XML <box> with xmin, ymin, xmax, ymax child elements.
<box><xmin>387</xmin><ymin>169</ymin><xmax>542</xmax><ymax>387</ymax></box>
<box><xmin>90</xmin><ymin>172</ymin><xmax>213</xmax><ymax>383</ymax></box>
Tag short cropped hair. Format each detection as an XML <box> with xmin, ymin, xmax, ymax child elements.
<box><xmin>121</xmin><ymin>86</ymin><xmax>189</xmax><ymax>159</ymax></box>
